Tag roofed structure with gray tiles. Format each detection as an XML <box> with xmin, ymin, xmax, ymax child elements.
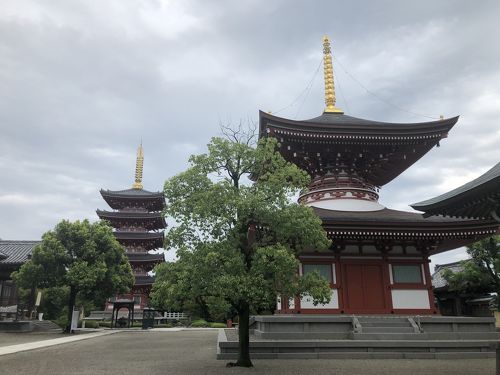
<box><xmin>412</xmin><ymin>162</ymin><xmax>500</xmax><ymax>220</ymax></box>
<box><xmin>0</xmin><ymin>241</ymin><xmax>40</xmax><ymax>265</ymax></box>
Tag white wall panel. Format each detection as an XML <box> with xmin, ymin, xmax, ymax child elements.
<box><xmin>391</xmin><ymin>290</ymin><xmax>430</xmax><ymax>309</ymax></box>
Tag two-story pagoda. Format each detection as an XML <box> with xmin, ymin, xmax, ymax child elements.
<box><xmin>97</xmin><ymin>144</ymin><xmax>166</xmax><ymax>310</ymax></box>
<box><xmin>264</xmin><ymin>37</ymin><xmax>499</xmax><ymax>315</ymax></box>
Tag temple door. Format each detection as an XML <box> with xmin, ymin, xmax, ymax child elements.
<box><xmin>343</xmin><ymin>263</ymin><xmax>387</xmax><ymax>313</ymax></box>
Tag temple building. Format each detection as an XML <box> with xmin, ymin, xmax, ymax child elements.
<box><xmin>263</xmin><ymin>37</ymin><xmax>499</xmax><ymax>315</ymax></box>
<box><xmin>97</xmin><ymin>144</ymin><xmax>166</xmax><ymax>311</ymax></box>
<box><xmin>0</xmin><ymin>241</ymin><xmax>39</xmax><ymax>310</ymax></box>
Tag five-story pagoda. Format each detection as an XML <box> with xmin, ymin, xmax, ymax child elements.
<box><xmin>97</xmin><ymin>144</ymin><xmax>166</xmax><ymax>311</ymax></box>
<box><xmin>262</xmin><ymin>37</ymin><xmax>499</xmax><ymax>315</ymax></box>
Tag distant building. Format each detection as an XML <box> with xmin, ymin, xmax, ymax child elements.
<box><xmin>432</xmin><ymin>261</ymin><xmax>494</xmax><ymax>316</ymax></box>
<box><xmin>0</xmin><ymin>241</ymin><xmax>40</xmax><ymax>308</ymax></box>
<box><xmin>97</xmin><ymin>144</ymin><xmax>166</xmax><ymax>311</ymax></box>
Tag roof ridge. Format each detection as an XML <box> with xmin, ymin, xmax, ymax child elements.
<box><xmin>0</xmin><ymin>240</ymin><xmax>41</xmax><ymax>243</ymax></box>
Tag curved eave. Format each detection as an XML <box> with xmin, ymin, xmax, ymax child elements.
<box><xmin>96</xmin><ymin>210</ymin><xmax>166</xmax><ymax>229</ymax></box>
<box><xmin>314</xmin><ymin>208</ymin><xmax>499</xmax><ymax>255</ymax></box>
<box><xmin>114</xmin><ymin>231</ymin><xmax>164</xmax><ymax>250</ymax></box>
<box><xmin>259</xmin><ymin>111</ymin><xmax>459</xmax><ymax>186</ymax></box>
<box><xmin>127</xmin><ymin>253</ymin><xmax>164</xmax><ymax>263</ymax></box>
<box><xmin>134</xmin><ymin>275</ymin><xmax>155</xmax><ymax>286</ymax></box>
<box><xmin>100</xmin><ymin>189</ymin><xmax>166</xmax><ymax>210</ymax></box>
<box><xmin>114</xmin><ymin>231</ymin><xmax>164</xmax><ymax>240</ymax></box>
<box><xmin>259</xmin><ymin>110</ymin><xmax>459</xmax><ymax>137</ymax></box>
<box><xmin>411</xmin><ymin>162</ymin><xmax>500</xmax><ymax>220</ymax></box>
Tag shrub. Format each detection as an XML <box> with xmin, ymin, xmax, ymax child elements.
<box><xmin>83</xmin><ymin>320</ymin><xmax>99</xmax><ymax>329</ymax></box>
<box><xmin>179</xmin><ymin>318</ymin><xmax>190</xmax><ymax>326</ymax></box>
<box><xmin>209</xmin><ymin>322</ymin><xmax>226</xmax><ymax>328</ymax></box>
<box><xmin>54</xmin><ymin>315</ymin><xmax>68</xmax><ymax>329</ymax></box>
<box><xmin>155</xmin><ymin>323</ymin><xmax>173</xmax><ymax>328</ymax></box>
<box><xmin>190</xmin><ymin>319</ymin><xmax>209</xmax><ymax>327</ymax></box>
<box><xmin>98</xmin><ymin>321</ymin><xmax>111</xmax><ymax>328</ymax></box>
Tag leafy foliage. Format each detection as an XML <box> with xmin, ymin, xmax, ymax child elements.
<box><xmin>12</xmin><ymin>220</ymin><xmax>134</xmax><ymax>330</ymax></box>
<box><xmin>151</xmin><ymin>132</ymin><xmax>331</xmax><ymax>366</ymax></box>
<box><xmin>444</xmin><ymin>235</ymin><xmax>499</xmax><ymax>308</ymax></box>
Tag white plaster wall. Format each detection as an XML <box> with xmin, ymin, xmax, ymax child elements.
<box><xmin>305</xmin><ymin>199</ymin><xmax>385</xmax><ymax>212</ymax></box>
<box><xmin>300</xmin><ymin>289</ymin><xmax>339</xmax><ymax>309</ymax></box>
<box><xmin>391</xmin><ymin>290</ymin><xmax>430</xmax><ymax>309</ymax></box>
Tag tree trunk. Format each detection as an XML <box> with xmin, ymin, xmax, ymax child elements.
<box><xmin>65</xmin><ymin>287</ymin><xmax>77</xmax><ymax>333</ymax></box>
<box><xmin>196</xmin><ymin>297</ymin><xmax>211</xmax><ymax>321</ymax></box>
<box><xmin>235</xmin><ymin>302</ymin><xmax>253</xmax><ymax>367</ymax></box>
<box><xmin>497</xmin><ymin>287</ymin><xmax>500</xmax><ymax>311</ymax></box>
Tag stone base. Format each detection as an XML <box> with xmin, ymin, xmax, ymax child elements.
<box><xmin>0</xmin><ymin>321</ymin><xmax>33</xmax><ymax>332</ymax></box>
<box><xmin>217</xmin><ymin>315</ymin><xmax>500</xmax><ymax>359</ymax></box>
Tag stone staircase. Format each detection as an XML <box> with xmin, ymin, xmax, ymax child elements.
<box><xmin>350</xmin><ymin>316</ymin><xmax>421</xmax><ymax>340</ymax></box>
<box><xmin>32</xmin><ymin>320</ymin><xmax>63</xmax><ymax>333</ymax></box>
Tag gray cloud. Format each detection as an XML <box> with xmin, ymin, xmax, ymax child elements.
<box><xmin>1</xmin><ymin>0</ymin><xmax>499</xmax><ymax>270</ymax></box>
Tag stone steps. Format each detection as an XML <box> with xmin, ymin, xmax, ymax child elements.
<box><xmin>362</xmin><ymin>326</ymin><xmax>416</xmax><ymax>333</ymax></box>
<box><xmin>32</xmin><ymin>320</ymin><xmax>63</xmax><ymax>333</ymax></box>
<box><xmin>351</xmin><ymin>332</ymin><xmax>500</xmax><ymax>340</ymax></box>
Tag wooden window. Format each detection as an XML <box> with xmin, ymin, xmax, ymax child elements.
<box><xmin>303</xmin><ymin>264</ymin><xmax>332</xmax><ymax>282</ymax></box>
<box><xmin>392</xmin><ymin>265</ymin><xmax>422</xmax><ymax>283</ymax></box>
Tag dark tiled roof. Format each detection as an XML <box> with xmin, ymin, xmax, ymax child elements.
<box><xmin>135</xmin><ymin>275</ymin><xmax>155</xmax><ymax>286</ymax></box>
<box><xmin>96</xmin><ymin>210</ymin><xmax>166</xmax><ymax>230</ymax></box>
<box><xmin>114</xmin><ymin>231</ymin><xmax>164</xmax><ymax>240</ymax></box>
<box><xmin>127</xmin><ymin>253</ymin><xmax>164</xmax><ymax>262</ymax></box>
<box><xmin>97</xmin><ymin>210</ymin><xmax>164</xmax><ymax>219</ymax></box>
<box><xmin>260</xmin><ymin>110</ymin><xmax>459</xmax><ymax>134</ymax></box>
<box><xmin>312</xmin><ymin>207</ymin><xmax>469</xmax><ymax>224</ymax></box>
<box><xmin>411</xmin><ymin>162</ymin><xmax>500</xmax><ymax>219</ymax></box>
<box><xmin>0</xmin><ymin>241</ymin><xmax>40</xmax><ymax>265</ymax></box>
<box><xmin>259</xmin><ymin>111</ymin><xmax>459</xmax><ymax>187</ymax></box>
<box><xmin>311</xmin><ymin>207</ymin><xmax>498</xmax><ymax>254</ymax></box>
<box><xmin>100</xmin><ymin>188</ymin><xmax>164</xmax><ymax>197</ymax></box>
<box><xmin>100</xmin><ymin>188</ymin><xmax>166</xmax><ymax>211</ymax></box>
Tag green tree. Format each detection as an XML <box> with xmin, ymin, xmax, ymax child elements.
<box><xmin>12</xmin><ymin>220</ymin><xmax>134</xmax><ymax>332</ymax></box>
<box><xmin>444</xmin><ymin>235</ymin><xmax>499</xmax><ymax>308</ymax></box>
<box><xmin>153</xmin><ymin>131</ymin><xmax>332</xmax><ymax>367</ymax></box>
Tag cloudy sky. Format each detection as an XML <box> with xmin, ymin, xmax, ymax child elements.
<box><xmin>1</xmin><ymin>0</ymin><xmax>499</xmax><ymax>270</ymax></box>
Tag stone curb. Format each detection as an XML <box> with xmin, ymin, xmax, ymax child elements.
<box><xmin>0</xmin><ymin>330</ymin><xmax>118</xmax><ymax>357</ymax></box>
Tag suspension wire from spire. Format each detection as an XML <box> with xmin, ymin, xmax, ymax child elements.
<box><xmin>334</xmin><ymin>69</ymin><xmax>351</xmax><ymax>115</ymax></box>
<box><xmin>273</xmin><ymin>58</ymin><xmax>323</xmax><ymax>116</ymax></box>
<box><xmin>294</xmin><ymin>60</ymin><xmax>322</xmax><ymax>119</ymax></box>
<box><xmin>332</xmin><ymin>55</ymin><xmax>440</xmax><ymax>120</ymax></box>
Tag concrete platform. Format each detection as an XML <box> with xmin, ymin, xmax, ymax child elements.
<box><xmin>0</xmin><ymin>321</ymin><xmax>33</xmax><ymax>332</ymax></box>
<box><xmin>217</xmin><ymin>315</ymin><xmax>500</xmax><ymax>359</ymax></box>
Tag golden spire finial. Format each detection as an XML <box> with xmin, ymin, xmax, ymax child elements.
<box><xmin>132</xmin><ymin>142</ymin><xmax>144</xmax><ymax>189</ymax></box>
<box><xmin>322</xmin><ymin>35</ymin><xmax>343</xmax><ymax>114</ymax></box>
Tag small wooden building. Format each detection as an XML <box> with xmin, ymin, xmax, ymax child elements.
<box><xmin>0</xmin><ymin>241</ymin><xmax>39</xmax><ymax>308</ymax></box>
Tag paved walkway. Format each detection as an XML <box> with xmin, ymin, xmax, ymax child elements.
<box><xmin>0</xmin><ymin>330</ymin><xmax>117</xmax><ymax>356</ymax></box>
<box><xmin>0</xmin><ymin>332</ymin><xmax>70</xmax><ymax>347</ymax></box>
<box><xmin>0</xmin><ymin>330</ymin><xmax>495</xmax><ymax>374</ymax></box>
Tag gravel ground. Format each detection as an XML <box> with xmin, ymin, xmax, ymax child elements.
<box><xmin>0</xmin><ymin>330</ymin><xmax>495</xmax><ymax>375</ymax></box>
<box><xmin>0</xmin><ymin>332</ymin><xmax>69</xmax><ymax>347</ymax></box>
